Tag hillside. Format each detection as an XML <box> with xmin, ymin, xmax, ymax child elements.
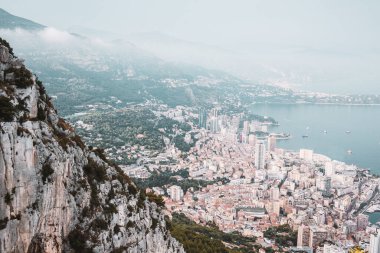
<box><xmin>0</xmin><ymin>39</ymin><xmax>184</xmax><ymax>252</ymax></box>
<box><xmin>0</xmin><ymin>8</ymin><xmax>45</xmax><ymax>30</ymax></box>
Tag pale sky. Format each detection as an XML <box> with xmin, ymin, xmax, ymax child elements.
<box><xmin>2</xmin><ymin>0</ymin><xmax>380</xmax><ymax>93</ymax></box>
<box><xmin>2</xmin><ymin>0</ymin><xmax>379</xmax><ymax>49</ymax></box>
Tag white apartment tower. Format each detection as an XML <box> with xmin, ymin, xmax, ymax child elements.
<box><xmin>297</xmin><ymin>224</ymin><xmax>310</xmax><ymax>247</ymax></box>
<box><xmin>210</xmin><ymin>108</ymin><xmax>219</xmax><ymax>133</ymax></box>
<box><xmin>169</xmin><ymin>185</ymin><xmax>184</xmax><ymax>202</ymax></box>
<box><xmin>370</xmin><ymin>231</ymin><xmax>380</xmax><ymax>253</ymax></box>
<box><xmin>243</xmin><ymin>120</ymin><xmax>250</xmax><ymax>135</ymax></box>
<box><xmin>255</xmin><ymin>141</ymin><xmax>266</xmax><ymax>170</ymax></box>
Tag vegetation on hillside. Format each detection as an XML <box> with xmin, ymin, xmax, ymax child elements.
<box><xmin>263</xmin><ymin>224</ymin><xmax>297</xmax><ymax>247</ymax></box>
<box><xmin>173</xmin><ymin>133</ymin><xmax>197</xmax><ymax>152</ymax></box>
<box><xmin>134</xmin><ymin>169</ymin><xmax>229</xmax><ymax>194</ymax></box>
<box><xmin>5</xmin><ymin>66</ymin><xmax>34</xmax><ymax>88</ymax></box>
<box><xmin>74</xmin><ymin>108</ymin><xmax>194</xmax><ymax>164</ymax></box>
<box><xmin>239</xmin><ymin>113</ymin><xmax>277</xmax><ymax>127</ymax></box>
<box><xmin>0</xmin><ymin>96</ymin><xmax>16</xmax><ymax>121</ymax></box>
<box><xmin>0</xmin><ymin>37</ymin><xmax>14</xmax><ymax>55</ymax></box>
<box><xmin>169</xmin><ymin>213</ymin><xmax>257</xmax><ymax>253</ymax></box>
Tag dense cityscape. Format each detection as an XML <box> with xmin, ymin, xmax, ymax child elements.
<box><xmin>116</xmin><ymin>106</ymin><xmax>380</xmax><ymax>253</ymax></box>
<box><xmin>1</xmin><ymin>2</ymin><xmax>380</xmax><ymax>253</ymax></box>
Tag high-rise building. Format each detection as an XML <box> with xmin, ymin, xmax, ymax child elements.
<box><xmin>369</xmin><ymin>231</ymin><xmax>380</xmax><ymax>253</ymax></box>
<box><xmin>272</xmin><ymin>200</ymin><xmax>280</xmax><ymax>216</ymax></box>
<box><xmin>315</xmin><ymin>210</ymin><xmax>326</xmax><ymax>225</ymax></box>
<box><xmin>198</xmin><ymin>108</ymin><xmax>207</xmax><ymax>129</ymax></box>
<box><xmin>243</xmin><ymin>120</ymin><xmax>250</xmax><ymax>135</ymax></box>
<box><xmin>297</xmin><ymin>224</ymin><xmax>310</xmax><ymax>247</ymax></box>
<box><xmin>210</xmin><ymin>108</ymin><xmax>219</xmax><ymax>133</ymax></box>
<box><xmin>325</xmin><ymin>162</ymin><xmax>335</xmax><ymax>176</ymax></box>
<box><xmin>255</xmin><ymin>141</ymin><xmax>266</xmax><ymax>170</ymax></box>
<box><xmin>267</xmin><ymin>135</ymin><xmax>276</xmax><ymax>152</ymax></box>
<box><xmin>323</xmin><ymin>177</ymin><xmax>332</xmax><ymax>197</ymax></box>
<box><xmin>270</xmin><ymin>186</ymin><xmax>280</xmax><ymax>201</ymax></box>
<box><xmin>248</xmin><ymin>134</ymin><xmax>257</xmax><ymax>146</ymax></box>
<box><xmin>309</xmin><ymin>226</ymin><xmax>328</xmax><ymax>249</ymax></box>
<box><xmin>168</xmin><ymin>185</ymin><xmax>184</xmax><ymax>202</ymax></box>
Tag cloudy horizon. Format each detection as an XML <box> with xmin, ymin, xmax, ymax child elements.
<box><xmin>1</xmin><ymin>0</ymin><xmax>380</xmax><ymax>94</ymax></box>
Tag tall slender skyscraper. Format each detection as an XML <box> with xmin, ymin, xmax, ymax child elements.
<box><xmin>210</xmin><ymin>108</ymin><xmax>219</xmax><ymax>133</ymax></box>
<box><xmin>322</xmin><ymin>177</ymin><xmax>332</xmax><ymax>197</ymax></box>
<box><xmin>370</xmin><ymin>231</ymin><xmax>380</xmax><ymax>253</ymax></box>
<box><xmin>297</xmin><ymin>224</ymin><xmax>310</xmax><ymax>247</ymax></box>
<box><xmin>198</xmin><ymin>108</ymin><xmax>207</xmax><ymax>129</ymax></box>
<box><xmin>255</xmin><ymin>141</ymin><xmax>266</xmax><ymax>170</ymax></box>
<box><xmin>243</xmin><ymin>121</ymin><xmax>250</xmax><ymax>135</ymax></box>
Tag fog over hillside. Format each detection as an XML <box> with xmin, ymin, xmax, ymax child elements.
<box><xmin>1</xmin><ymin>0</ymin><xmax>380</xmax><ymax>94</ymax></box>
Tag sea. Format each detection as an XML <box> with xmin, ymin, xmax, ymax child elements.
<box><xmin>250</xmin><ymin>103</ymin><xmax>380</xmax><ymax>224</ymax></box>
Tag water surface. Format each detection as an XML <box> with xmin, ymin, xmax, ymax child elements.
<box><xmin>250</xmin><ymin>103</ymin><xmax>380</xmax><ymax>174</ymax></box>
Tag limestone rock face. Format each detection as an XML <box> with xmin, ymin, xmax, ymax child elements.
<box><xmin>0</xmin><ymin>40</ymin><xmax>184</xmax><ymax>253</ymax></box>
<box><xmin>0</xmin><ymin>45</ymin><xmax>9</xmax><ymax>63</ymax></box>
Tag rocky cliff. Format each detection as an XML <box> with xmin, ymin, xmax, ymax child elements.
<box><xmin>0</xmin><ymin>39</ymin><xmax>184</xmax><ymax>253</ymax></box>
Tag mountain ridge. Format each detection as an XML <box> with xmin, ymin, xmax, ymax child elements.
<box><xmin>0</xmin><ymin>38</ymin><xmax>184</xmax><ymax>253</ymax></box>
<box><xmin>0</xmin><ymin>8</ymin><xmax>45</xmax><ymax>30</ymax></box>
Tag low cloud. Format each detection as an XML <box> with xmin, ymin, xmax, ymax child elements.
<box><xmin>1</xmin><ymin>27</ymin><xmax>379</xmax><ymax>94</ymax></box>
<box><xmin>38</xmin><ymin>27</ymin><xmax>73</xmax><ymax>44</ymax></box>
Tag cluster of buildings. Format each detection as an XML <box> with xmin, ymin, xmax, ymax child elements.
<box><xmin>110</xmin><ymin>105</ymin><xmax>380</xmax><ymax>252</ymax></box>
<box><xmin>159</xmin><ymin>108</ymin><xmax>380</xmax><ymax>252</ymax></box>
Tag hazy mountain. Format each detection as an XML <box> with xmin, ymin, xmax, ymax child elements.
<box><xmin>126</xmin><ymin>32</ymin><xmax>380</xmax><ymax>94</ymax></box>
<box><xmin>0</xmin><ymin>10</ymin><xmax>242</xmax><ymax>116</ymax></box>
<box><xmin>2</xmin><ymin>1</ymin><xmax>380</xmax><ymax>95</ymax></box>
<box><xmin>0</xmin><ymin>8</ymin><xmax>45</xmax><ymax>30</ymax></box>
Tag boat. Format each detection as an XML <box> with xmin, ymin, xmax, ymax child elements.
<box><xmin>346</xmin><ymin>131</ymin><xmax>351</xmax><ymax>134</ymax></box>
<box><xmin>347</xmin><ymin>149</ymin><xmax>353</xmax><ymax>155</ymax></box>
<box><xmin>323</xmin><ymin>130</ymin><xmax>327</xmax><ymax>134</ymax></box>
<box><xmin>271</xmin><ymin>133</ymin><xmax>291</xmax><ymax>140</ymax></box>
<box><xmin>302</xmin><ymin>135</ymin><xmax>309</xmax><ymax>138</ymax></box>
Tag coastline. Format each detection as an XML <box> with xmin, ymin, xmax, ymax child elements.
<box><xmin>251</xmin><ymin>102</ymin><xmax>380</xmax><ymax>106</ymax></box>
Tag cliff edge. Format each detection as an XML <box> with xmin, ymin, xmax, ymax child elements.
<box><xmin>0</xmin><ymin>38</ymin><xmax>184</xmax><ymax>253</ymax></box>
